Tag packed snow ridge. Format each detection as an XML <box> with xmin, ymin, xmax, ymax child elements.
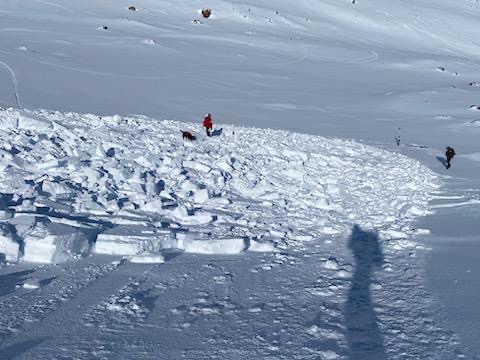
<box><xmin>0</xmin><ymin>108</ymin><xmax>438</xmax><ymax>264</ymax></box>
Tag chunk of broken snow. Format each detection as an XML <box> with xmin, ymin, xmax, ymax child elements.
<box><xmin>36</xmin><ymin>159</ymin><xmax>59</xmax><ymax>170</ymax></box>
<box><xmin>140</xmin><ymin>199</ymin><xmax>163</xmax><ymax>212</ymax></box>
<box><xmin>380</xmin><ymin>229</ymin><xmax>408</xmax><ymax>240</ymax></box>
<box><xmin>95</xmin><ymin>226</ymin><xmax>174</xmax><ymax>255</ymax></box>
<box><xmin>248</xmin><ymin>240</ymin><xmax>275</xmax><ymax>252</ymax></box>
<box><xmin>414</xmin><ymin>228</ymin><xmax>430</xmax><ymax>235</ymax></box>
<box><xmin>22</xmin><ymin>222</ymin><xmax>90</xmax><ymax>264</ymax></box>
<box><xmin>170</xmin><ymin>205</ymin><xmax>213</xmax><ymax>225</ymax></box>
<box><xmin>406</xmin><ymin>206</ymin><xmax>427</xmax><ymax>216</ymax></box>
<box><xmin>183</xmin><ymin>160</ymin><xmax>211</xmax><ymax>173</ymax></box>
<box><xmin>181</xmin><ymin>238</ymin><xmax>247</xmax><ymax>254</ymax></box>
<box><xmin>269</xmin><ymin>230</ymin><xmax>286</xmax><ymax>238</ymax></box>
<box><xmin>390</xmin><ymin>239</ymin><xmax>416</xmax><ymax>250</ymax></box>
<box><xmin>0</xmin><ymin>235</ymin><xmax>20</xmax><ymax>262</ymax></box>
<box><xmin>23</xmin><ymin>279</ymin><xmax>40</xmax><ymax>290</ymax></box>
<box><xmin>129</xmin><ymin>254</ymin><xmax>165</xmax><ymax>263</ymax></box>
<box><xmin>321</xmin><ymin>226</ymin><xmax>339</xmax><ymax>235</ymax></box>
<box><xmin>324</xmin><ymin>257</ymin><xmax>339</xmax><ymax>270</ymax></box>
<box><xmin>290</xmin><ymin>234</ymin><xmax>314</xmax><ymax>241</ymax></box>
<box><xmin>193</xmin><ymin>189</ymin><xmax>209</xmax><ymax>204</ymax></box>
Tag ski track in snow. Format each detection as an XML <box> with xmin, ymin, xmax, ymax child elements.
<box><xmin>0</xmin><ymin>60</ymin><xmax>22</xmax><ymax>108</ymax></box>
<box><xmin>0</xmin><ymin>49</ymin><xmax>173</xmax><ymax>81</ymax></box>
<box><xmin>33</xmin><ymin>0</ymin><xmax>73</xmax><ymax>14</ymax></box>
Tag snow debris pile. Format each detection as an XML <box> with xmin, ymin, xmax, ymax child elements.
<box><xmin>0</xmin><ymin>108</ymin><xmax>438</xmax><ymax>264</ymax></box>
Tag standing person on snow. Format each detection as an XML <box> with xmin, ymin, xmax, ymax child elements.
<box><xmin>445</xmin><ymin>146</ymin><xmax>456</xmax><ymax>169</ymax></box>
<box><xmin>203</xmin><ymin>113</ymin><xmax>213</xmax><ymax>137</ymax></box>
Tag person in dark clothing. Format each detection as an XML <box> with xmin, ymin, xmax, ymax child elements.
<box><xmin>445</xmin><ymin>146</ymin><xmax>456</xmax><ymax>169</ymax></box>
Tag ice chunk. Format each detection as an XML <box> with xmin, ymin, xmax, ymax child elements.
<box><xmin>181</xmin><ymin>238</ymin><xmax>247</xmax><ymax>254</ymax></box>
<box><xmin>22</xmin><ymin>222</ymin><xmax>90</xmax><ymax>264</ymax></box>
<box><xmin>193</xmin><ymin>189</ymin><xmax>209</xmax><ymax>204</ymax></box>
<box><xmin>170</xmin><ymin>205</ymin><xmax>213</xmax><ymax>225</ymax></box>
<box><xmin>0</xmin><ymin>235</ymin><xmax>20</xmax><ymax>262</ymax></box>
<box><xmin>23</xmin><ymin>279</ymin><xmax>40</xmax><ymax>290</ymax></box>
<box><xmin>248</xmin><ymin>240</ymin><xmax>275</xmax><ymax>252</ymax></box>
<box><xmin>94</xmin><ymin>226</ymin><xmax>175</xmax><ymax>255</ymax></box>
<box><xmin>183</xmin><ymin>160</ymin><xmax>211</xmax><ymax>173</ymax></box>
<box><xmin>129</xmin><ymin>254</ymin><xmax>165</xmax><ymax>263</ymax></box>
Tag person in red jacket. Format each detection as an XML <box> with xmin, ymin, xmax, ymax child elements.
<box><xmin>203</xmin><ymin>113</ymin><xmax>213</xmax><ymax>137</ymax></box>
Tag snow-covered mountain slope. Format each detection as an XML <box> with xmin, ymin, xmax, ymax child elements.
<box><xmin>0</xmin><ymin>108</ymin><xmax>437</xmax><ymax>264</ymax></box>
<box><xmin>1</xmin><ymin>0</ymin><xmax>480</xmax><ymax>136</ymax></box>
<box><xmin>1</xmin><ymin>0</ymin><xmax>480</xmax><ymax>358</ymax></box>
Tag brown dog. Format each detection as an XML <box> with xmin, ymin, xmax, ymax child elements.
<box><xmin>182</xmin><ymin>131</ymin><xmax>195</xmax><ymax>141</ymax></box>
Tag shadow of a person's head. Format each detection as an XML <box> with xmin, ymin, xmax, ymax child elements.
<box><xmin>348</xmin><ymin>224</ymin><xmax>383</xmax><ymax>268</ymax></box>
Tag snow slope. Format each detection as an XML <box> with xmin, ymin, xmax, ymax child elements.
<box><xmin>1</xmin><ymin>0</ymin><xmax>480</xmax><ymax>358</ymax></box>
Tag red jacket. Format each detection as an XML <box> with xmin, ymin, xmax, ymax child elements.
<box><xmin>203</xmin><ymin>116</ymin><xmax>213</xmax><ymax>129</ymax></box>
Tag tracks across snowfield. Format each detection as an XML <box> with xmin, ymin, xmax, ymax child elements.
<box><xmin>0</xmin><ymin>245</ymin><xmax>463</xmax><ymax>359</ymax></box>
<box><xmin>0</xmin><ymin>109</ymin><xmax>463</xmax><ymax>359</ymax></box>
<box><xmin>0</xmin><ymin>60</ymin><xmax>22</xmax><ymax>108</ymax></box>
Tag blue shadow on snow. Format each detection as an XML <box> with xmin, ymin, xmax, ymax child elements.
<box><xmin>211</xmin><ymin>128</ymin><xmax>223</xmax><ymax>137</ymax></box>
<box><xmin>0</xmin><ymin>269</ymin><xmax>36</xmax><ymax>297</ymax></box>
<box><xmin>0</xmin><ymin>337</ymin><xmax>49</xmax><ymax>359</ymax></box>
<box><xmin>345</xmin><ymin>225</ymin><xmax>387</xmax><ymax>359</ymax></box>
<box><xmin>436</xmin><ymin>156</ymin><xmax>448</xmax><ymax>169</ymax></box>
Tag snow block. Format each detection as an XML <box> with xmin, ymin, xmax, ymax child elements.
<box><xmin>181</xmin><ymin>238</ymin><xmax>247</xmax><ymax>255</ymax></box>
<box><xmin>94</xmin><ymin>226</ymin><xmax>175</xmax><ymax>255</ymax></box>
<box><xmin>22</xmin><ymin>222</ymin><xmax>90</xmax><ymax>264</ymax></box>
<box><xmin>248</xmin><ymin>240</ymin><xmax>275</xmax><ymax>252</ymax></box>
<box><xmin>170</xmin><ymin>205</ymin><xmax>213</xmax><ymax>225</ymax></box>
<box><xmin>0</xmin><ymin>235</ymin><xmax>20</xmax><ymax>262</ymax></box>
<box><xmin>183</xmin><ymin>160</ymin><xmax>211</xmax><ymax>173</ymax></box>
<box><xmin>129</xmin><ymin>254</ymin><xmax>165</xmax><ymax>264</ymax></box>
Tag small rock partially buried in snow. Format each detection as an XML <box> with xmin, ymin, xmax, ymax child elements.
<box><xmin>201</xmin><ymin>8</ymin><xmax>212</xmax><ymax>18</ymax></box>
<box><xmin>142</xmin><ymin>39</ymin><xmax>156</xmax><ymax>45</ymax></box>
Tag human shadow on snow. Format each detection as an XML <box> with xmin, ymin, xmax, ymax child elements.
<box><xmin>345</xmin><ymin>225</ymin><xmax>387</xmax><ymax>360</ymax></box>
<box><xmin>0</xmin><ymin>269</ymin><xmax>36</xmax><ymax>297</ymax></box>
<box><xmin>0</xmin><ymin>337</ymin><xmax>50</xmax><ymax>359</ymax></box>
<box><xmin>436</xmin><ymin>156</ymin><xmax>448</xmax><ymax>169</ymax></box>
<box><xmin>211</xmin><ymin>128</ymin><xmax>223</xmax><ymax>137</ymax></box>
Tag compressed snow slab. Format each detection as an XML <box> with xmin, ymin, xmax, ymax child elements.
<box><xmin>0</xmin><ymin>235</ymin><xmax>20</xmax><ymax>262</ymax></box>
<box><xmin>94</xmin><ymin>226</ymin><xmax>174</xmax><ymax>255</ymax></box>
<box><xmin>22</xmin><ymin>222</ymin><xmax>90</xmax><ymax>264</ymax></box>
<box><xmin>182</xmin><ymin>238</ymin><xmax>247</xmax><ymax>255</ymax></box>
<box><xmin>170</xmin><ymin>206</ymin><xmax>213</xmax><ymax>225</ymax></box>
<box><xmin>248</xmin><ymin>240</ymin><xmax>275</xmax><ymax>252</ymax></box>
<box><xmin>129</xmin><ymin>254</ymin><xmax>165</xmax><ymax>264</ymax></box>
<box><xmin>23</xmin><ymin>279</ymin><xmax>40</xmax><ymax>290</ymax></box>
